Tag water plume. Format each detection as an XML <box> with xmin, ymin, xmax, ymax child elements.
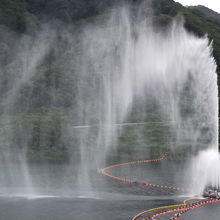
<box><xmin>0</xmin><ymin>26</ymin><xmax>54</xmax><ymax>195</ymax></box>
<box><xmin>0</xmin><ymin>2</ymin><xmax>218</xmax><ymax>197</ymax></box>
<box><xmin>187</xmin><ymin>149</ymin><xmax>220</xmax><ymax>195</ymax></box>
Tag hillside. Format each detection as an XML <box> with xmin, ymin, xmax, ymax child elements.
<box><xmin>0</xmin><ymin>0</ymin><xmax>220</xmax><ymax>160</ymax></box>
<box><xmin>190</xmin><ymin>5</ymin><xmax>220</xmax><ymax>24</ymax></box>
<box><xmin>1</xmin><ymin>0</ymin><xmax>220</xmax><ymax>76</ymax></box>
<box><xmin>152</xmin><ymin>0</ymin><xmax>220</xmax><ymax>83</ymax></box>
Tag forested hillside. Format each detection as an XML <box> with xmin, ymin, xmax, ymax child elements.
<box><xmin>190</xmin><ymin>5</ymin><xmax>220</xmax><ymax>24</ymax></box>
<box><xmin>1</xmin><ymin>0</ymin><xmax>220</xmax><ymax>78</ymax></box>
<box><xmin>0</xmin><ymin>0</ymin><xmax>219</xmax><ymax>160</ymax></box>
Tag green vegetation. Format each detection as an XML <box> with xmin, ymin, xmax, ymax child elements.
<box><xmin>1</xmin><ymin>0</ymin><xmax>219</xmax><ymax>78</ymax></box>
<box><xmin>0</xmin><ymin>0</ymin><xmax>26</xmax><ymax>32</ymax></box>
<box><xmin>153</xmin><ymin>0</ymin><xmax>220</xmax><ymax>83</ymax></box>
<box><xmin>117</xmin><ymin>122</ymin><xmax>171</xmax><ymax>154</ymax></box>
<box><xmin>0</xmin><ymin>0</ymin><xmax>220</xmax><ymax>160</ymax></box>
<box><xmin>26</xmin><ymin>110</ymin><xmax>69</xmax><ymax>161</ymax></box>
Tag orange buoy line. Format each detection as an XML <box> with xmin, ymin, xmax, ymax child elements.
<box><xmin>140</xmin><ymin>200</ymin><xmax>200</xmax><ymax>220</ymax></box>
<box><xmin>169</xmin><ymin>198</ymin><xmax>220</xmax><ymax>220</ymax></box>
<box><xmin>131</xmin><ymin>197</ymin><xmax>196</xmax><ymax>220</ymax></box>
<box><xmin>132</xmin><ymin>198</ymin><xmax>220</xmax><ymax>220</ymax></box>
<box><xmin>100</xmin><ymin>153</ymin><xmax>220</xmax><ymax>220</ymax></box>
<box><xmin>100</xmin><ymin>153</ymin><xmax>184</xmax><ymax>192</ymax></box>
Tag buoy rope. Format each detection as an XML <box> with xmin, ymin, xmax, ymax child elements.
<box><xmin>169</xmin><ymin>198</ymin><xmax>220</xmax><ymax>220</ymax></box>
<box><xmin>100</xmin><ymin>153</ymin><xmax>220</xmax><ymax>220</ymax></box>
<box><xmin>131</xmin><ymin>197</ymin><xmax>196</xmax><ymax>220</ymax></box>
<box><xmin>100</xmin><ymin>153</ymin><xmax>184</xmax><ymax>192</ymax></box>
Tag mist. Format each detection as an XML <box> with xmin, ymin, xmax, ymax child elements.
<box><xmin>0</xmin><ymin>2</ymin><xmax>218</xmax><ymax>197</ymax></box>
